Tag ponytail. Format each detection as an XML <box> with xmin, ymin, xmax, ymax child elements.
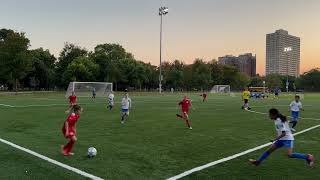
<box><xmin>278</xmin><ymin>114</ymin><xmax>287</xmax><ymax>122</ymax></box>
<box><xmin>71</xmin><ymin>104</ymin><xmax>81</xmax><ymax>113</ymax></box>
<box><xmin>269</xmin><ymin>108</ymin><xmax>287</xmax><ymax>122</ymax></box>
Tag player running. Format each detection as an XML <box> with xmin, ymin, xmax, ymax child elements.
<box><xmin>61</xmin><ymin>105</ymin><xmax>83</xmax><ymax>156</ymax></box>
<box><xmin>200</xmin><ymin>92</ymin><xmax>208</xmax><ymax>102</ymax></box>
<box><xmin>107</xmin><ymin>91</ymin><xmax>115</xmax><ymax>110</ymax></box>
<box><xmin>121</xmin><ymin>93</ymin><xmax>131</xmax><ymax>124</ymax></box>
<box><xmin>242</xmin><ymin>87</ymin><xmax>251</xmax><ymax>110</ymax></box>
<box><xmin>249</xmin><ymin>108</ymin><xmax>314</xmax><ymax>167</ymax></box>
<box><xmin>176</xmin><ymin>95</ymin><xmax>194</xmax><ymax>130</ymax></box>
<box><xmin>274</xmin><ymin>87</ymin><xmax>280</xmax><ymax>99</ymax></box>
<box><xmin>65</xmin><ymin>91</ymin><xmax>77</xmax><ymax>113</ymax></box>
<box><xmin>289</xmin><ymin>95</ymin><xmax>304</xmax><ymax>132</ymax></box>
<box><xmin>92</xmin><ymin>87</ymin><xmax>96</xmax><ymax>99</ymax></box>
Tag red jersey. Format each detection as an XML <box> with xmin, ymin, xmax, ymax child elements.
<box><xmin>62</xmin><ymin>113</ymin><xmax>80</xmax><ymax>137</ymax></box>
<box><xmin>179</xmin><ymin>99</ymin><xmax>192</xmax><ymax>112</ymax></box>
<box><xmin>68</xmin><ymin>95</ymin><xmax>77</xmax><ymax>104</ymax></box>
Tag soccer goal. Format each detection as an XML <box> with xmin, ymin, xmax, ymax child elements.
<box><xmin>210</xmin><ymin>85</ymin><xmax>230</xmax><ymax>93</ymax></box>
<box><xmin>66</xmin><ymin>82</ymin><xmax>113</xmax><ymax>97</ymax></box>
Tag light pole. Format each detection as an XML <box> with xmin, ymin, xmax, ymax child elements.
<box><xmin>159</xmin><ymin>7</ymin><xmax>168</xmax><ymax>93</ymax></box>
<box><xmin>284</xmin><ymin>47</ymin><xmax>292</xmax><ymax>93</ymax></box>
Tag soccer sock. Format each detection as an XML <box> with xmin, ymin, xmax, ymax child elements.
<box><xmin>121</xmin><ymin>115</ymin><xmax>124</xmax><ymax>121</ymax></box>
<box><xmin>176</xmin><ymin>114</ymin><xmax>183</xmax><ymax>118</ymax></box>
<box><xmin>291</xmin><ymin>121</ymin><xmax>297</xmax><ymax>128</ymax></box>
<box><xmin>185</xmin><ymin>119</ymin><xmax>191</xmax><ymax>128</ymax></box>
<box><xmin>63</xmin><ymin>139</ymin><xmax>75</xmax><ymax>154</ymax></box>
<box><xmin>257</xmin><ymin>151</ymin><xmax>270</xmax><ymax>163</ymax></box>
<box><xmin>290</xmin><ymin>153</ymin><xmax>308</xmax><ymax>160</ymax></box>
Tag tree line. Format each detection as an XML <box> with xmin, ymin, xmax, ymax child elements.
<box><xmin>1</xmin><ymin>28</ymin><xmax>320</xmax><ymax>92</ymax></box>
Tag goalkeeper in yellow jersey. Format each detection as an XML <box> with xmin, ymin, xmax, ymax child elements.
<box><xmin>242</xmin><ymin>87</ymin><xmax>251</xmax><ymax>110</ymax></box>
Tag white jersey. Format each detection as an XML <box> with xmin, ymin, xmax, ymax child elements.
<box><xmin>290</xmin><ymin>101</ymin><xmax>302</xmax><ymax>112</ymax></box>
<box><xmin>274</xmin><ymin>118</ymin><xmax>294</xmax><ymax>141</ymax></box>
<box><xmin>108</xmin><ymin>93</ymin><xmax>115</xmax><ymax>105</ymax></box>
<box><xmin>121</xmin><ymin>97</ymin><xmax>131</xmax><ymax>110</ymax></box>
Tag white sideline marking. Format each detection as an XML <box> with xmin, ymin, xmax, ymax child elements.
<box><xmin>247</xmin><ymin>110</ymin><xmax>320</xmax><ymax>121</ymax></box>
<box><xmin>0</xmin><ymin>102</ymin><xmax>108</xmax><ymax>108</ymax></box>
<box><xmin>0</xmin><ymin>138</ymin><xmax>104</xmax><ymax>180</ymax></box>
<box><xmin>167</xmin><ymin>124</ymin><xmax>320</xmax><ymax>180</ymax></box>
<box><xmin>0</xmin><ymin>104</ymin><xmax>15</xmax><ymax>107</ymax></box>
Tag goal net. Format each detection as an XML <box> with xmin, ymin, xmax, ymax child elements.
<box><xmin>66</xmin><ymin>82</ymin><xmax>113</xmax><ymax>97</ymax></box>
<box><xmin>210</xmin><ymin>85</ymin><xmax>230</xmax><ymax>93</ymax></box>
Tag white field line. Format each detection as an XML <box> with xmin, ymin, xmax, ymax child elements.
<box><xmin>251</xmin><ymin>104</ymin><xmax>313</xmax><ymax>108</ymax></box>
<box><xmin>247</xmin><ymin>109</ymin><xmax>320</xmax><ymax>121</ymax></box>
<box><xmin>0</xmin><ymin>104</ymin><xmax>15</xmax><ymax>107</ymax></box>
<box><xmin>166</xmin><ymin>123</ymin><xmax>320</xmax><ymax>180</ymax></box>
<box><xmin>0</xmin><ymin>137</ymin><xmax>104</xmax><ymax>180</ymax></box>
<box><xmin>0</xmin><ymin>102</ymin><xmax>108</xmax><ymax>108</ymax></box>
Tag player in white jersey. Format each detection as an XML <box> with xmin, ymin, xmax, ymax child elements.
<box><xmin>121</xmin><ymin>93</ymin><xmax>131</xmax><ymax>124</ymax></box>
<box><xmin>289</xmin><ymin>95</ymin><xmax>304</xmax><ymax>132</ymax></box>
<box><xmin>107</xmin><ymin>92</ymin><xmax>115</xmax><ymax>110</ymax></box>
<box><xmin>249</xmin><ymin>108</ymin><xmax>314</xmax><ymax>167</ymax></box>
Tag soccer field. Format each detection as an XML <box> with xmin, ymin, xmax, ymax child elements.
<box><xmin>0</xmin><ymin>92</ymin><xmax>319</xmax><ymax>180</ymax></box>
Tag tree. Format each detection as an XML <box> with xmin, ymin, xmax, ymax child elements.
<box><xmin>55</xmin><ymin>43</ymin><xmax>88</xmax><ymax>87</ymax></box>
<box><xmin>92</xmin><ymin>43</ymin><xmax>133</xmax><ymax>84</ymax></box>
<box><xmin>296</xmin><ymin>69</ymin><xmax>320</xmax><ymax>91</ymax></box>
<box><xmin>166</xmin><ymin>60</ymin><xmax>184</xmax><ymax>90</ymax></box>
<box><xmin>265</xmin><ymin>74</ymin><xmax>283</xmax><ymax>90</ymax></box>
<box><xmin>0</xmin><ymin>29</ymin><xmax>31</xmax><ymax>91</ymax></box>
<box><xmin>24</xmin><ymin>48</ymin><xmax>56</xmax><ymax>90</ymax></box>
<box><xmin>249</xmin><ymin>75</ymin><xmax>264</xmax><ymax>87</ymax></box>
<box><xmin>62</xmin><ymin>56</ymin><xmax>98</xmax><ymax>83</ymax></box>
<box><xmin>233</xmin><ymin>72</ymin><xmax>250</xmax><ymax>89</ymax></box>
<box><xmin>209</xmin><ymin>60</ymin><xmax>224</xmax><ymax>86</ymax></box>
<box><xmin>190</xmin><ymin>59</ymin><xmax>212</xmax><ymax>90</ymax></box>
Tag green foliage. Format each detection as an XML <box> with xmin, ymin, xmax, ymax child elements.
<box><xmin>0</xmin><ymin>28</ymin><xmax>31</xmax><ymax>91</ymax></box>
<box><xmin>24</xmin><ymin>48</ymin><xmax>56</xmax><ymax>89</ymax></box>
<box><xmin>265</xmin><ymin>74</ymin><xmax>283</xmax><ymax>90</ymax></box>
<box><xmin>62</xmin><ymin>56</ymin><xmax>98</xmax><ymax>83</ymax></box>
<box><xmin>296</xmin><ymin>69</ymin><xmax>320</xmax><ymax>91</ymax></box>
<box><xmin>249</xmin><ymin>76</ymin><xmax>264</xmax><ymax>87</ymax></box>
<box><xmin>2</xmin><ymin>28</ymin><xmax>320</xmax><ymax>92</ymax></box>
<box><xmin>55</xmin><ymin>43</ymin><xmax>88</xmax><ymax>87</ymax></box>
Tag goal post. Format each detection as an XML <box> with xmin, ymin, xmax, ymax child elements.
<box><xmin>66</xmin><ymin>82</ymin><xmax>113</xmax><ymax>98</ymax></box>
<box><xmin>210</xmin><ymin>85</ymin><xmax>230</xmax><ymax>94</ymax></box>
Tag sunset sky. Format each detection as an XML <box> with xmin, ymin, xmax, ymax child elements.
<box><xmin>1</xmin><ymin>0</ymin><xmax>320</xmax><ymax>75</ymax></box>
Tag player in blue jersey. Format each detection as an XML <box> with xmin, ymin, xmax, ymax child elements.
<box><xmin>249</xmin><ymin>108</ymin><xmax>314</xmax><ymax>167</ymax></box>
<box><xmin>289</xmin><ymin>95</ymin><xmax>304</xmax><ymax>132</ymax></box>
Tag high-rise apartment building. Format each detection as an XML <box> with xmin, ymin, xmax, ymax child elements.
<box><xmin>266</xmin><ymin>29</ymin><xmax>300</xmax><ymax>77</ymax></box>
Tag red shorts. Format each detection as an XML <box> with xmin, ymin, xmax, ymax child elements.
<box><xmin>182</xmin><ymin>109</ymin><xmax>189</xmax><ymax>115</ymax></box>
<box><xmin>62</xmin><ymin>128</ymin><xmax>76</xmax><ymax>138</ymax></box>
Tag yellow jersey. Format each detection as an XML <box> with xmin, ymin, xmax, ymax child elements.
<box><xmin>242</xmin><ymin>90</ymin><xmax>250</xmax><ymax>100</ymax></box>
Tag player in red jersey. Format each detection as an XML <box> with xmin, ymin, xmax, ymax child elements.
<box><xmin>65</xmin><ymin>91</ymin><xmax>77</xmax><ymax>113</ymax></box>
<box><xmin>200</xmin><ymin>92</ymin><xmax>208</xmax><ymax>102</ymax></box>
<box><xmin>61</xmin><ymin>105</ymin><xmax>82</xmax><ymax>156</ymax></box>
<box><xmin>176</xmin><ymin>95</ymin><xmax>194</xmax><ymax>130</ymax></box>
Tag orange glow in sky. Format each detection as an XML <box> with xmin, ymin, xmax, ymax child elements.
<box><xmin>1</xmin><ymin>0</ymin><xmax>320</xmax><ymax>75</ymax></box>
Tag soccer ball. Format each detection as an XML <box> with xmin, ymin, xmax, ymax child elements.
<box><xmin>87</xmin><ymin>147</ymin><xmax>97</xmax><ymax>158</ymax></box>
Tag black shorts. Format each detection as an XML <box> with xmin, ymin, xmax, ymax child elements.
<box><xmin>275</xmin><ymin>93</ymin><xmax>279</xmax><ymax>96</ymax></box>
<box><xmin>244</xmin><ymin>99</ymin><xmax>248</xmax><ymax>104</ymax></box>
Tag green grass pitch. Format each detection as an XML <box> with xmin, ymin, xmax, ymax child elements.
<box><xmin>0</xmin><ymin>92</ymin><xmax>319</xmax><ymax>180</ymax></box>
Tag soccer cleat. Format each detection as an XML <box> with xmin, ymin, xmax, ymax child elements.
<box><xmin>176</xmin><ymin>114</ymin><xmax>183</xmax><ymax>118</ymax></box>
<box><xmin>121</xmin><ymin>121</ymin><xmax>124</xmax><ymax>124</ymax></box>
<box><xmin>307</xmin><ymin>154</ymin><xmax>315</xmax><ymax>167</ymax></box>
<box><xmin>249</xmin><ymin>159</ymin><xmax>260</xmax><ymax>166</ymax></box>
<box><xmin>291</xmin><ymin>128</ymin><xmax>296</xmax><ymax>132</ymax></box>
<box><xmin>189</xmin><ymin>127</ymin><xmax>193</xmax><ymax>130</ymax></box>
